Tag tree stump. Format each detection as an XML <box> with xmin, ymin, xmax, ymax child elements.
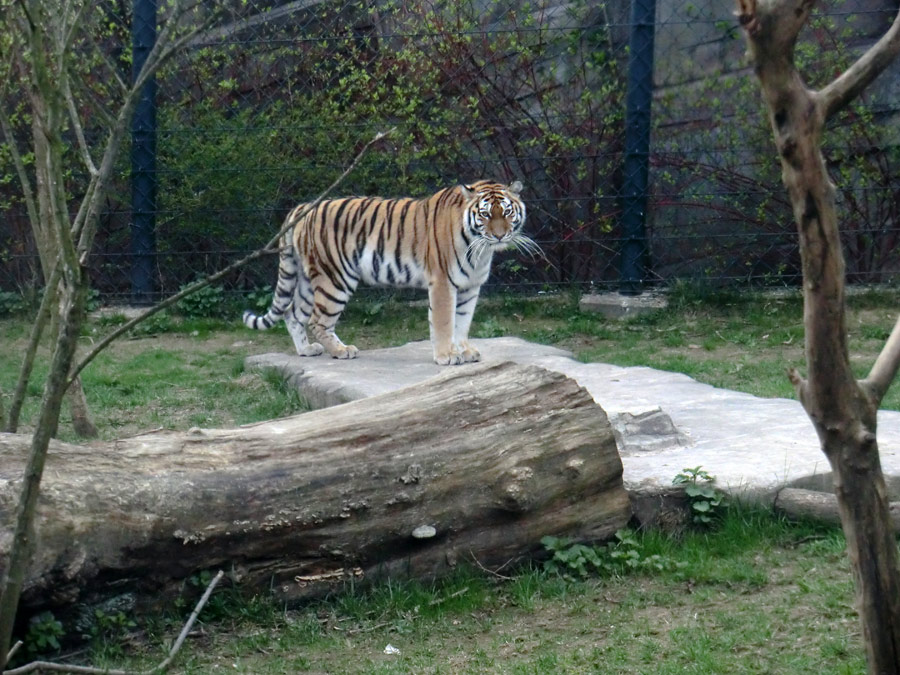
<box><xmin>0</xmin><ymin>361</ymin><xmax>630</xmax><ymax>615</ymax></box>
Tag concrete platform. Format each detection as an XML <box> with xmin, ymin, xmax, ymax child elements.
<box><xmin>245</xmin><ymin>337</ymin><xmax>900</xmax><ymax>504</ymax></box>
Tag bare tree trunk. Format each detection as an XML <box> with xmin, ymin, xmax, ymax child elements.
<box><xmin>65</xmin><ymin>376</ymin><xmax>98</xmax><ymax>439</ymax></box>
<box><xmin>0</xmin><ymin>273</ymin><xmax>87</xmax><ymax>669</ymax></box>
<box><xmin>3</xmin><ymin>271</ymin><xmax>56</xmax><ymax>434</ymax></box>
<box><xmin>0</xmin><ymin>362</ymin><xmax>631</xmax><ymax>618</ymax></box>
<box><xmin>737</xmin><ymin>2</ymin><xmax>900</xmax><ymax>671</ymax></box>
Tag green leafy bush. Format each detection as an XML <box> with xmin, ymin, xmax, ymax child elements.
<box><xmin>24</xmin><ymin>611</ymin><xmax>65</xmax><ymax>655</ymax></box>
<box><xmin>176</xmin><ymin>283</ymin><xmax>226</xmax><ymax>319</ymax></box>
<box><xmin>0</xmin><ymin>290</ymin><xmax>27</xmax><ymax>316</ymax></box>
<box><xmin>673</xmin><ymin>466</ymin><xmax>726</xmax><ymax>526</ymax></box>
<box><xmin>541</xmin><ymin>528</ymin><xmax>685</xmax><ymax>579</ymax></box>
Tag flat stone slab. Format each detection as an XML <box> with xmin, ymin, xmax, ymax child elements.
<box><xmin>579</xmin><ymin>291</ymin><xmax>669</xmax><ymax>318</ymax></box>
<box><xmin>245</xmin><ymin>338</ymin><xmax>576</xmax><ymax>410</ymax></box>
<box><xmin>245</xmin><ymin>337</ymin><xmax>900</xmax><ymax>504</ymax></box>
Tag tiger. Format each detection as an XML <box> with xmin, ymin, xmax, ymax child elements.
<box><xmin>242</xmin><ymin>180</ymin><xmax>535</xmax><ymax>365</ymax></box>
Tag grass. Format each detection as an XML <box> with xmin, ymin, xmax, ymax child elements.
<box><xmin>1</xmin><ymin>285</ymin><xmax>897</xmax><ymax>671</ymax></box>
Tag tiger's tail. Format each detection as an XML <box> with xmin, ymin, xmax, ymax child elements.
<box><xmin>242</xmin><ymin>237</ymin><xmax>298</xmax><ymax>331</ymax></box>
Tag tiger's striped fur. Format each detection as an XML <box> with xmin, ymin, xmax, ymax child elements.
<box><xmin>242</xmin><ymin>180</ymin><xmax>533</xmax><ymax>365</ymax></box>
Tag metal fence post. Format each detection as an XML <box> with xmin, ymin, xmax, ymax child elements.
<box><xmin>619</xmin><ymin>0</ymin><xmax>657</xmax><ymax>295</ymax></box>
<box><xmin>131</xmin><ymin>0</ymin><xmax>158</xmax><ymax>304</ymax></box>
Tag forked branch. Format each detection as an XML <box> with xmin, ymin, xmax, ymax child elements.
<box><xmin>863</xmin><ymin>316</ymin><xmax>900</xmax><ymax>407</ymax></box>
<box><xmin>819</xmin><ymin>10</ymin><xmax>900</xmax><ymax>121</ymax></box>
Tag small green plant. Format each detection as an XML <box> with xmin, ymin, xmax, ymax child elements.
<box><xmin>127</xmin><ymin>310</ymin><xmax>174</xmax><ymax>336</ymax></box>
<box><xmin>89</xmin><ymin>608</ymin><xmax>137</xmax><ymax>641</ymax></box>
<box><xmin>474</xmin><ymin>317</ymin><xmax>505</xmax><ymax>338</ymax></box>
<box><xmin>245</xmin><ymin>285</ymin><xmax>274</xmax><ymax>314</ymax></box>
<box><xmin>359</xmin><ymin>301</ymin><xmax>384</xmax><ymax>326</ymax></box>
<box><xmin>541</xmin><ymin>529</ymin><xmax>684</xmax><ymax>579</ymax></box>
<box><xmin>86</xmin><ymin>287</ymin><xmax>102</xmax><ymax>312</ymax></box>
<box><xmin>24</xmin><ymin>611</ymin><xmax>65</xmax><ymax>655</ymax></box>
<box><xmin>0</xmin><ymin>290</ymin><xmax>27</xmax><ymax>316</ymax></box>
<box><xmin>176</xmin><ymin>282</ymin><xmax>226</xmax><ymax>319</ymax></box>
<box><xmin>673</xmin><ymin>465</ymin><xmax>726</xmax><ymax>526</ymax></box>
<box><xmin>541</xmin><ymin>535</ymin><xmax>605</xmax><ymax>578</ymax></box>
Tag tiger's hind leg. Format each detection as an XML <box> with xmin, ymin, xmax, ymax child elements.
<box><xmin>286</xmin><ymin>267</ymin><xmax>324</xmax><ymax>357</ymax></box>
<box><xmin>309</xmin><ymin>276</ymin><xmax>359</xmax><ymax>360</ymax></box>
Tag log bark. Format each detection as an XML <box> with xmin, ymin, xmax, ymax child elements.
<box><xmin>0</xmin><ymin>361</ymin><xmax>631</xmax><ymax>616</ymax></box>
<box><xmin>775</xmin><ymin>488</ymin><xmax>900</xmax><ymax>532</ymax></box>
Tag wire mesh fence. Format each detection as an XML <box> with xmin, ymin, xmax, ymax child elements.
<box><xmin>1</xmin><ymin>0</ymin><xmax>899</xmax><ymax>307</ymax></box>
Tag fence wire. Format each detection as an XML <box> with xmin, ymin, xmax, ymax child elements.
<box><xmin>1</xmin><ymin>0</ymin><xmax>899</xmax><ymax>306</ymax></box>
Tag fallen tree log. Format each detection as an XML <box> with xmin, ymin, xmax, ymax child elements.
<box><xmin>0</xmin><ymin>361</ymin><xmax>630</xmax><ymax>617</ymax></box>
<box><xmin>775</xmin><ymin>487</ymin><xmax>900</xmax><ymax>533</ymax></box>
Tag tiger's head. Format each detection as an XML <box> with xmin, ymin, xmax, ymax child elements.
<box><xmin>461</xmin><ymin>180</ymin><xmax>538</xmax><ymax>260</ymax></box>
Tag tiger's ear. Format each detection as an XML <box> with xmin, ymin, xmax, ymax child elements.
<box><xmin>460</xmin><ymin>184</ymin><xmax>477</xmax><ymax>201</ymax></box>
<box><xmin>507</xmin><ymin>180</ymin><xmax>523</xmax><ymax>196</ymax></box>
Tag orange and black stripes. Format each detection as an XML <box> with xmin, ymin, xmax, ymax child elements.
<box><xmin>242</xmin><ymin>180</ymin><xmax>532</xmax><ymax>365</ymax></box>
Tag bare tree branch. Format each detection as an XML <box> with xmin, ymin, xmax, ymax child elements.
<box><xmin>67</xmin><ymin>128</ymin><xmax>393</xmax><ymax>387</ymax></box>
<box><xmin>62</xmin><ymin>75</ymin><xmax>97</xmax><ymax>176</ymax></box>
<box><xmin>863</xmin><ymin>316</ymin><xmax>900</xmax><ymax>407</ymax></box>
<box><xmin>818</xmin><ymin>11</ymin><xmax>900</xmax><ymax>121</ymax></box>
<box><xmin>187</xmin><ymin>0</ymin><xmax>323</xmax><ymax>47</ymax></box>
<box><xmin>132</xmin><ymin>0</ymin><xmax>223</xmax><ymax>95</ymax></box>
<box><xmin>0</xmin><ymin>64</ymin><xmax>38</xmax><ymax>230</ymax></box>
<box><xmin>0</xmin><ymin>99</ymin><xmax>40</xmax><ymax>231</ymax></box>
<box><xmin>4</xmin><ymin>263</ymin><xmax>59</xmax><ymax>433</ymax></box>
<box><xmin>61</xmin><ymin>0</ymin><xmax>89</xmax><ymax>56</ymax></box>
<box><xmin>3</xmin><ymin>644</ymin><xmax>21</xmax><ymax>665</ymax></box>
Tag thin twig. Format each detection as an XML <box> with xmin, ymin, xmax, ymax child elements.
<box><xmin>0</xmin><ymin>98</ymin><xmax>41</xmax><ymax>231</ymax></box>
<box><xmin>66</xmin><ymin>128</ymin><xmax>392</xmax><ymax>388</ymax></box>
<box><xmin>4</xmin><ymin>643</ymin><xmax>22</xmax><ymax>663</ymax></box>
<box><xmin>2</xmin><ymin>570</ymin><xmax>225</xmax><ymax>675</ymax></box>
<box><xmin>428</xmin><ymin>586</ymin><xmax>469</xmax><ymax>606</ymax></box>
<box><xmin>469</xmin><ymin>551</ymin><xmax>514</xmax><ymax>580</ymax></box>
<box><xmin>154</xmin><ymin>570</ymin><xmax>225</xmax><ymax>672</ymax></box>
<box><xmin>4</xmin><ymin>262</ymin><xmax>59</xmax><ymax>432</ymax></box>
<box><xmin>62</xmin><ymin>76</ymin><xmax>97</xmax><ymax>176</ymax></box>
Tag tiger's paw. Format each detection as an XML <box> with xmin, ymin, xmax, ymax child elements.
<box><xmin>458</xmin><ymin>342</ymin><xmax>481</xmax><ymax>363</ymax></box>
<box><xmin>332</xmin><ymin>344</ymin><xmax>359</xmax><ymax>360</ymax></box>
<box><xmin>296</xmin><ymin>342</ymin><xmax>325</xmax><ymax>357</ymax></box>
<box><xmin>434</xmin><ymin>348</ymin><xmax>465</xmax><ymax>366</ymax></box>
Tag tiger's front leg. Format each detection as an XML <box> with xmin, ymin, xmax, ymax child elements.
<box><xmin>454</xmin><ymin>287</ymin><xmax>481</xmax><ymax>363</ymax></box>
<box><xmin>428</xmin><ymin>279</ymin><xmax>464</xmax><ymax>365</ymax></box>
